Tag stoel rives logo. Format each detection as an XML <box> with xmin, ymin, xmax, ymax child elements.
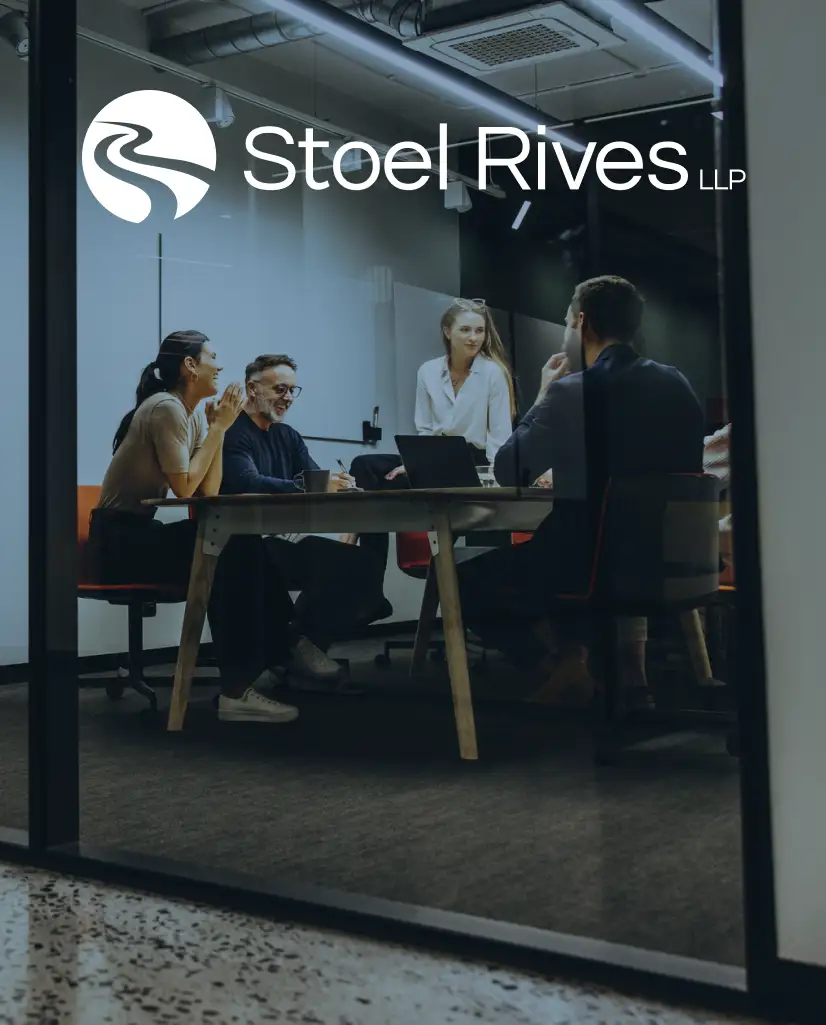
<box><xmin>83</xmin><ymin>89</ymin><xmax>748</xmax><ymax>223</ymax></box>
<box><xmin>81</xmin><ymin>89</ymin><xmax>216</xmax><ymax>223</ymax></box>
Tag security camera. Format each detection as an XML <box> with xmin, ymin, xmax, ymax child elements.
<box><xmin>199</xmin><ymin>86</ymin><xmax>235</xmax><ymax>128</ymax></box>
<box><xmin>444</xmin><ymin>180</ymin><xmax>472</xmax><ymax>213</ymax></box>
<box><xmin>0</xmin><ymin>11</ymin><xmax>29</xmax><ymax>61</ymax></box>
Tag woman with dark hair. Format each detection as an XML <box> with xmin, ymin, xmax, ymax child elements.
<box><xmin>89</xmin><ymin>330</ymin><xmax>300</xmax><ymax>724</ymax></box>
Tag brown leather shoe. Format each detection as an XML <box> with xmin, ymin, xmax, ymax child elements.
<box><xmin>526</xmin><ymin>647</ymin><xmax>596</xmax><ymax>708</ymax></box>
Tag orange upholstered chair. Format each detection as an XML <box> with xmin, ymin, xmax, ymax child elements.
<box><xmin>77</xmin><ymin>485</ymin><xmax>187</xmax><ymax>711</ymax></box>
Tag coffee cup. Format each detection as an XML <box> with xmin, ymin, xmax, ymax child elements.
<box><xmin>295</xmin><ymin>469</ymin><xmax>331</xmax><ymax>494</ymax></box>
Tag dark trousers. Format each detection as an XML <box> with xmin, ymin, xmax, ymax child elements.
<box><xmin>456</xmin><ymin>507</ymin><xmax>591</xmax><ymax>668</ymax></box>
<box><xmin>88</xmin><ymin>510</ymin><xmax>295</xmax><ymax>687</ymax></box>
<box><xmin>349</xmin><ymin>453</ymin><xmax>410</xmax><ymax>574</ymax></box>
<box><xmin>264</xmin><ymin>535</ymin><xmax>385</xmax><ymax>649</ymax></box>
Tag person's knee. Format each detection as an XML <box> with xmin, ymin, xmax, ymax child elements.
<box><xmin>349</xmin><ymin>454</ymin><xmax>371</xmax><ymax>477</ymax></box>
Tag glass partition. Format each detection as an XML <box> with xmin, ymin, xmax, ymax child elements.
<box><xmin>76</xmin><ymin>0</ymin><xmax>744</xmax><ymax>979</ymax></box>
<box><xmin>0</xmin><ymin>10</ymin><xmax>29</xmax><ymax>838</ymax></box>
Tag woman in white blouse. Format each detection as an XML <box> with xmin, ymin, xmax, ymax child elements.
<box><xmin>383</xmin><ymin>296</ymin><xmax>516</xmax><ymax>480</ymax></box>
<box><xmin>348</xmin><ymin>297</ymin><xmax>517</xmax><ymax>586</ymax></box>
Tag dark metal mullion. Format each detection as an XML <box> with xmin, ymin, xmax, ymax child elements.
<box><xmin>715</xmin><ymin>0</ymin><xmax>779</xmax><ymax>1001</ymax></box>
<box><xmin>28</xmin><ymin>0</ymin><xmax>79</xmax><ymax>851</ymax></box>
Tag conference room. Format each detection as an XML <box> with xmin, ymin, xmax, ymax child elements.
<box><xmin>1</xmin><ymin>0</ymin><xmax>762</xmax><ymax>1000</ymax></box>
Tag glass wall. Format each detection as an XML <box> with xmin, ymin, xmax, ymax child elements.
<box><xmin>0</xmin><ymin>7</ymin><xmax>29</xmax><ymax>837</ymax></box>
<box><xmin>741</xmin><ymin>0</ymin><xmax>826</xmax><ymax>974</ymax></box>
<box><xmin>76</xmin><ymin>0</ymin><xmax>745</xmax><ymax>979</ymax></box>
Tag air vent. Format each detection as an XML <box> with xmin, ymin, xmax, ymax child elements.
<box><xmin>405</xmin><ymin>3</ymin><xmax>624</xmax><ymax>74</ymax></box>
<box><xmin>449</xmin><ymin>23</ymin><xmax>580</xmax><ymax>68</ymax></box>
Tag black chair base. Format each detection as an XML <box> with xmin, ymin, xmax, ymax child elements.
<box><xmin>104</xmin><ymin>666</ymin><xmax>158</xmax><ymax>714</ymax></box>
<box><xmin>376</xmin><ymin>640</ymin><xmax>445</xmax><ymax>668</ymax></box>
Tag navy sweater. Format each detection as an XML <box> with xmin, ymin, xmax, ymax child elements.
<box><xmin>221</xmin><ymin>412</ymin><xmax>318</xmax><ymax>494</ymax></box>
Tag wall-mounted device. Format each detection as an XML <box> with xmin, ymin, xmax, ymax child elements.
<box><xmin>198</xmin><ymin>85</ymin><xmax>235</xmax><ymax>128</ymax></box>
<box><xmin>362</xmin><ymin>405</ymin><xmax>382</xmax><ymax>444</ymax></box>
<box><xmin>444</xmin><ymin>180</ymin><xmax>472</xmax><ymax>213</ymax></box>
<box><xmin>0</xmin><ymin>11</ymin><xmax>29</xmax><ymax>60</ymax></box>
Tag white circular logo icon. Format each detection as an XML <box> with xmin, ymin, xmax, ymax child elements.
<box><xmin>81</xmin><ymin>89</ymin><xmax>217</xmax><ymax>223</ymax></box>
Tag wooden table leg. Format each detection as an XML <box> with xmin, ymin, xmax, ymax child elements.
<box><xmin>432</xmin><ymin>513</ymin><xmax>478</xmax><ymax>761</ymax></box>
<box><xmin>166</xmin><ymin>528</ymin><xmax>218</xmax><ymax>732</ymax></box>
<box><xmin>680</xmin><ymin>608</ymin><xmax>717</xmax><ymax>686</ymax></box>
<box><xmin>411</xmin><ymin>560</ymin><xmax>439</xmax><ymax>677</ymax></box>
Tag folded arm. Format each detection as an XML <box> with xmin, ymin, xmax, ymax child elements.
<box><xmin>150</xmin><ymin>404</ymin><xmax>227</xmax><ymax>501</ymax></box>
<box><xmin>223</xmin><ymin>443</ymin><xmax>301</xmax><ymax>494</ymax></box>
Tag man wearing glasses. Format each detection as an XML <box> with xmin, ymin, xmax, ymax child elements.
<box><xmin>221</xmin><ymin>354</ymin><xmax>387</xmax><ymax>689</ymax></box>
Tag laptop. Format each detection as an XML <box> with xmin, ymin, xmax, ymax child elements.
<box><xmin>395</xmin><ymin>435</ymin><xmax>483</xmax><ymax>489</ymax></box>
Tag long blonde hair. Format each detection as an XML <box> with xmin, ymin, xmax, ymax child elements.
<box><xmin>440</xmin><ymin>298</ymin><xmax>516</xmax><ymax>418</ymax></box>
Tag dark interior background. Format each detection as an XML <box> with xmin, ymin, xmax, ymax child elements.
<box><xmin>459</xmin><ymin>105</ymin><xmax>724</xmax><ymax>423</ymax></box>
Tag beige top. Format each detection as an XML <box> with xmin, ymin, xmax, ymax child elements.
<box><xmin>99</xmin><ymin>391</ymin><xmax>205</xmax><ymax>514</ymax></box>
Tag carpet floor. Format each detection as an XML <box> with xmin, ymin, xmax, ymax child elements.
<box><xmin>0</xmin><ymin>640</ymin><xmax>744</xmax><ymax>968</ymax></box>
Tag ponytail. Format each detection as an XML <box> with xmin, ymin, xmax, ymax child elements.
<box><xmin>112</xmin><ymin>362</ymin><xmax>165</xmax><ymax>453</ymax></box>
<box><xmin>112</xmin><ymin>330</ymin><xmax>209</xmax><ymax>453</ymax></box>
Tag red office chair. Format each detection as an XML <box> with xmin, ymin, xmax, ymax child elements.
<box><xmin>374</xmin><ymin>532</ymin><xmax>494</xmax><ymax>670</ymax></box>
<box><xmin>374</xmin><ymin>532</ymin><xmax>445</xmax><ymax>668</ymax></box>
<box><xmin>77</xmin><ymin>485</ymin><xmax>187</xmax><ymax>712</ymax></box>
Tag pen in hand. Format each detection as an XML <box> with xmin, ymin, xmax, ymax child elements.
<box><xmin>336</xmin><ymin>458</ymin><xmax>356</xmax><ymax>491</ymax></box>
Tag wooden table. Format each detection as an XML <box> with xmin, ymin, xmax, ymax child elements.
<box><xmin>148</xmin><ymin>488</ymin><xmax>552</xmax><ymax>760</ymax></box>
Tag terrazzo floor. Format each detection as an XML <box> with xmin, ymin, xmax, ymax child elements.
<box><xmin>0</xmin><ymin>863</ymin><xmax>769</xmax><ymax>1025</ymax></box>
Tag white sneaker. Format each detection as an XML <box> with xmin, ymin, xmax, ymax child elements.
<box><xmin>218</xmin><ymin>683</ymin><xmax>299</xmax><ymax>724</ymax></box>
<box><xmin>290</xmin><ymin>636</ymin><xmax>343</xmax><ymax>681</ymax></box>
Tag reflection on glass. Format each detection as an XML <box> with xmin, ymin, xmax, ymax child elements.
<box><xmin>0</xmin><ymin>17</ymin><xmax>29</xmax><ymax>834</ymax></box>
<box><xmin>77</xmin><ymin>0</ymin><xmax>741</xmax><ymax>973</ymax></box>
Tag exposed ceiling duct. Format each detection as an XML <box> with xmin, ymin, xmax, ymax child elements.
<box><xmin>150</xmin><ymin>0</ymin><xmax>586</xmax><ymax>150</ymax></box>
<box><xmin>153</xmin><ymin>0</ymin><xmax>424</xmax><ymax>66</ymax></box>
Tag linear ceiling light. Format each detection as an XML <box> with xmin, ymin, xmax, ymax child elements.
<box><xmin>261</xmin><ymin>0</ymin><xmax>586</xmax><ymax>152</ymax></box>
<box><xmin>590</xmin><ymin>0</ymin><xmax>723</xmax><ymax>88</ymax></box>
<box><xmin>511</xmin><ymin>200</ymin><xmax>531</xmax><ymax>230</ymax></box>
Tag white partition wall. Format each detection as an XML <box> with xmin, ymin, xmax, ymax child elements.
<box><xmin>742</xmin><ymin>0</ymin><xmax>826</xmax><ymax>969</ymax></box>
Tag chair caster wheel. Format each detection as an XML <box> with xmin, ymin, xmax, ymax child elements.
<box><xmin>374</xmin><ymin>653</ymin><xmax>391</xmax><ymax>669</ymax></box>
<box><xmin>105</xmin><ymin>679</ymin><xmax>126</xmax><ymax>701</ymax></box>
<box><xmin>429</xmin><ymin>648</ymin><xmax>445</xmax><ymax>663</ymax></box>
<box><xmin>726</xmin><ymin>730</ymin><xmax>740</xmax><ymax>757</ymax></box>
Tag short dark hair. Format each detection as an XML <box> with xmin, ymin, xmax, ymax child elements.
<box><xmin>570</xmin><ymin>276</ymin><xmax>644</xmax><ymax>345</ymax></box>
<box><xmin>245</xmin><ymin>354</ymin><xmax>298</xmax><ymax>382</ymax></box>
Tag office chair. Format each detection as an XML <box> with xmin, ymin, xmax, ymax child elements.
<box><xmin>77</xmin><ymin>485</ymin><xmax>187</xmax><ymax>713</ymax></box>
<box><xmin>374</xmin><ymin>532</ymin><xmax>490</xmax><ymax>672</ymax></box>
<box><xmin>545</xmin><ymin>474</ymin><xmax>728</xmax><ymax>764</ymax></box>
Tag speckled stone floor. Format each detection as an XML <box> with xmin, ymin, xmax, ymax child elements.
<box><xmin>0</xmin><ymin>863</ymin><xmax>769</xmax><ymax>1025</ymax></box>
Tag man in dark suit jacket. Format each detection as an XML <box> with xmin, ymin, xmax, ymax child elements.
<box><xmin>458</xmin><ymin>275</ymin><xmax>705</xmax><ymax>690</ymax></box>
